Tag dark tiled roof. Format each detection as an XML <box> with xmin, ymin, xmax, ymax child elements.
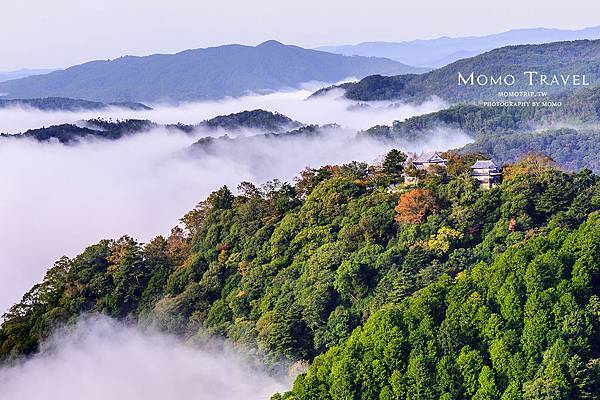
<box><xmin>471</xmin><ymin>160</ymin><xmax>498</xmax><ymax>169</ymax></box>
<box><xmin>414</xmin><ymin>152</ymin><xmax>446</xmax><ymax>164</ymax></box>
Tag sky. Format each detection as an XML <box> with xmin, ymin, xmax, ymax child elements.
<box><xmin>1</xmin><ymin>0</ymin><xmax>600</xmax><ymax>70</ymax></box>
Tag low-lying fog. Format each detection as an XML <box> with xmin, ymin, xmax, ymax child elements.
<box><xmin>0</xmin><ymin>316</ymin><xmax>287</xmax><ymax>400</ymax></box>
<box><xmin>0</xmin><ymin>87</ymin><xmax>445</xmax><ymax>134</ymax></box>
<box><xmin>0</xmin><ymin>88</ymin><xmax>471</xmax><ymax>318</ymax></box>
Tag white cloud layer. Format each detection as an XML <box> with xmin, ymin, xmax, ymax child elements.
<box><xmin>0</xmin><ymin>87</ymin><xmax>444</xmax><ymax>134</ymax></box>
<box><xmin>0</xmin><ymin>316</ymin><xmax>288</xmax><ymax>400</ymax></box>
<box><xmin>0</xmin><ymin>90</ymin><xmax>471</xmax><ymax>315</ymax></box>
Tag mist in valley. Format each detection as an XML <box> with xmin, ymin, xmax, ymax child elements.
<box><xmin>0</xmin><ymin>87</ymin><xmax>445</xmax><ymax>134</ymax></box>
<box><xmin>0</xmin><ymin>316</ymin><xmax>288</xmax><ymax>400</ymax></box>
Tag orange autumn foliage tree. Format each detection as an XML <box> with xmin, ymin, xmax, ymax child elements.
<box><xmin>503</xmin><ymin>153</ymin><xmax>559</xmax><ymax>180</ymax></box>
<box><xmin>394</xmin><ymin>188</ymin><xmax>439</xmax><ymax>224</ymax></box>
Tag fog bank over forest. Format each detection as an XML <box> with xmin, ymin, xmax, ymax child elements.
<box><xmin>0</xmin><ymin>88</ymin><xmax>470</xmax><ymax>316</ymax></box>
<box><xmin>0</xmin><ymin>87</ymin><xmax>445</xmax><ymax>134</ymax></box>
<box><xmin>0</xmin><ymin>316</ymin><xmax>288</xmax><ymax>400</ymax></box>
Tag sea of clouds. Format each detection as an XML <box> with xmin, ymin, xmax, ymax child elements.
<box><xmin>0</xmin><ymin>86</ymin><xmax>445</xmax><ymax>134</ymax></box>
<box><xmin>0</xmin><ymin>88</ymin><xmax>474</xmax><ymax>315</ymax></box>
<box><xmin>0</xmin><ymin>87</ymin><xmax>474</xmax><ymax>399</ymax></box>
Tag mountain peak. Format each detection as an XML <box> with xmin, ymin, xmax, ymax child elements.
<box><xmin>257</xmin><ymin>40</ymin><xmax>285</xmax><ymax>48</ymax></box>
<box><xmin>0</xmin><ymin>42</ymin><xmax>421</xmax><ymax>103</ymax></box>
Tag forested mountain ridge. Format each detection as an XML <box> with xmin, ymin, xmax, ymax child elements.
<box><xmin>1</xmin><ymin>150</ymin><xmax>598</xmax><ymax>400</ymax></box>
<box><xmin>0</xmin><ymin>41</ymin><xmax>424</xmax><ymax>103</ymax></box>
<box><xmin>363</xmin><ymin>86</ymin><xmax>600</xmax><ymax>172</ymax></box>
<box><xmin>365</xmin><ymin>86</ymin><xmax>600</xmax><ymax>139</ymax></box>
<box><xmin>314</xmin><ymin>40</ymin><xmax>600</xmax><ymax>103</ymax></box>
<box><xmin>196</xmin><ymin>109</ymin><xmax>303</xmax><ymax>132</ymax></box>
<box><xmin>1</xmin><ymin>110</ymin><xmax>304</xmax><ymax>144</ymax></box>
<box><xmin>0</xmin><ymin>97</ymin><xmax>151</xmax><ymax>111</ymax></box>
<box><xmin>1</xmin><ymin>119</ymin><xmax>157</xmax><ymax>144</ymax></box>
<box><xmin>460</xmin><ymin>128</ymin><xmax>600</xmax><ymax>173</ymax></box>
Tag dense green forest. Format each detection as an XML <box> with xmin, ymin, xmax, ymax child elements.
<box><xmin>1</xmin><ymin>150</ymin><xmax>598</xmax><ymax>399</ymax></box>
<box><xmin>314</xmin><ymin>40</ymin><xmax>600</xmax><ymax>103</ymax></box>
<box><xmin>279</xmin><ymin>213</ymin><xmax>599</xmax><ymax>399</ymax></box>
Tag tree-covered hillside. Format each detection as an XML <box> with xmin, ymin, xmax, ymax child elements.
<box><xmin>196</xmin><ymin>109</ymin><xmax>303</xmax><ymax>132</ymax></box>
<box><xmin>315</xmin><ymin>40</ymin><xmax>600</xmax><ymax>103</ymax></box>
<box><xmin>364</xmin><ymin>86</ymin><xmax>600</xmax><ymax>172</ymax></box>
<box><xmin>366</xmin><ymin>86</ymin><xmax>600</xmax><ymax>139</ymax></box>
<box><xmin>1</xmin><ymin>150</ymin><xmax>598</xmax><ymax>395</ymax></box>
<box><xmin>460</xmin><ymin>128</ymin><xmax>600</xmax><ymax>173</ymax></box>
<box><xmin>1</xmin><ymin>119</ymin><xmax>158</xmax><ymax>144</ymax></box>
<box><xmin>279</xmin><ymin>213</ymin><xmax>599</xmax><ymax>399</ymax></box>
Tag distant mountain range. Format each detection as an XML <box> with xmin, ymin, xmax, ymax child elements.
<box><xmin>0</xmin><ymin>68</ymin><xmax>58</xmax><ymax>83</ymax></box>
<box><xmin>316</xmin><ymin>25</ymin><xmax>600</xmax><ymax>68</ymax></box>
<box><xmin>0</xmin><ymin>41</ymin><xmax>424</xmax><ymax>103</ymax></box>
<box><xmin>315</xmin><ymin>39</ymin><xmax>600</xmax><ymax>103</ymax></box>
<box><xmin>0</xmin><ymin>97</ymin><xmax>151</xmax><ymax>111</ymax></box>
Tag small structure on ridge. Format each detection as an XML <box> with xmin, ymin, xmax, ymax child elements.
<box><xmin>403</xmin><ymin>152</ymin><xmax>448</xmax><ymax>185</ymax></box>
<box><xmin>470</xmin><ymin>159</ymin><xmax>501</xmax><ymax>189</ymax></box>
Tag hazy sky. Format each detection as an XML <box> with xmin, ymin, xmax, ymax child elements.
<box><xmin>1</xmin><ymin>0</ymin><xmax>600</xmax><ymax>70</ymax></box>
